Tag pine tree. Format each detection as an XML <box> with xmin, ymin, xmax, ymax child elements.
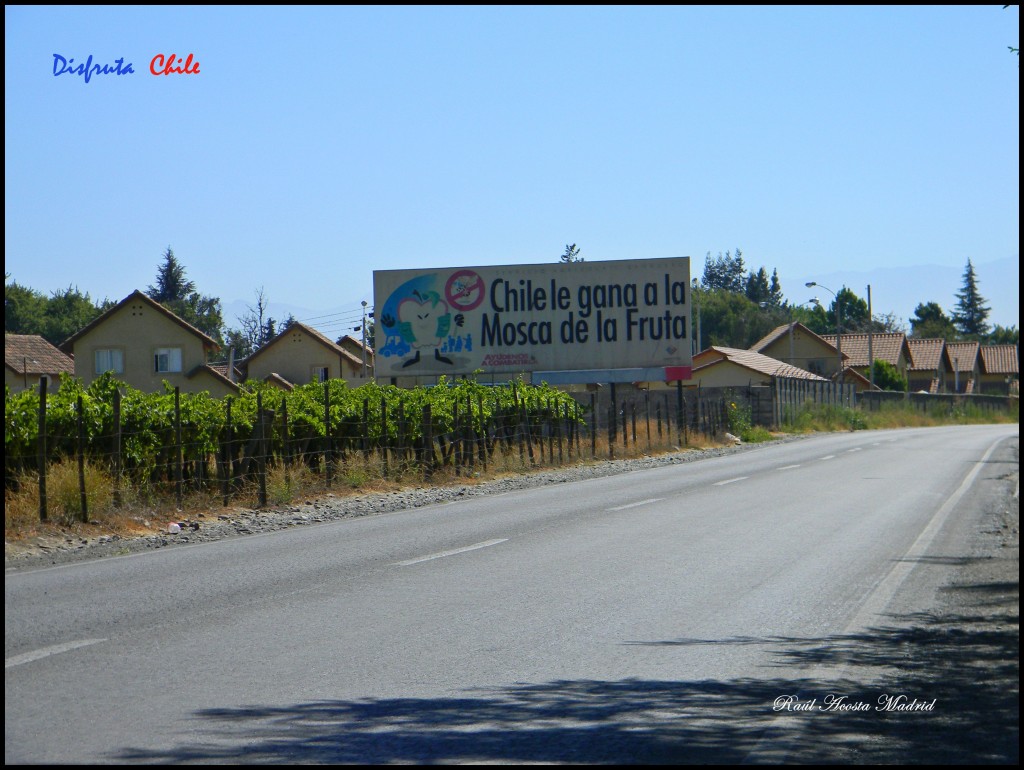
<box><xmin>147</xmin><ymin>246</ymin><xmax>195</xmax><ymax>302</ymax></box>
<box><xmin>951</xmin><ymin>259</ymin><xmax>991</xmax><ymax>339</ymax></box>
<box><xmin>145</xmin><ymin>246</ymin><xmax>225</xmax><ymax>344</ymax></box>
<box><xmin>769</xmin><ymin>269</ymin><xmax>783</xmax><ymax>306</ymax></box>
<box><xmin>560</xmin><ymin>244</ymin><xmax>583</xmax><ymax>263</ymax></box>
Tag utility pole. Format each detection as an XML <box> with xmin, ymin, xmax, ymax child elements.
<box><xmin>867</xmin><ymin>284</ymin><xmax>874</xmax><ymax>389</ymax></box>
<box><xmin>360</xmin><ymin>301</ymin><xmax>368</xmax><ymax>378</ymax></box>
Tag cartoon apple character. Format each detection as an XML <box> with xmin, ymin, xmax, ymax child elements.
<box><xmin>396</xmin><ymin>290</ymin><xmax>461</xmax><ymax>366</ymax></box>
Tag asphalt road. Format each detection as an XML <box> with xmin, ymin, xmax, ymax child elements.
<box><xmin>5</xmin><ymin>424</ymin><xmax>1019</xmax><ymax>764</ymax></box>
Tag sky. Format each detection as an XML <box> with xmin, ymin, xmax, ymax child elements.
<box><xmin>4</xmin><ymin>5</ymin><xmax>1019</xmax><ymax>340</ymax></box>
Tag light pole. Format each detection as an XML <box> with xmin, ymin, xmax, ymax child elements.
<box><xmin>360</xmin><ymin>301</ymin><xmax>368</xmax><ymax>378</ymax></box>
<box><xmin>807</xmin><ymin>282</ymin><xmax>842</xmax><ymax>384</ymax></box>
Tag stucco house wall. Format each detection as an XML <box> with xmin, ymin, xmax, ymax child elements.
<box><xmin>245</xmin><ymin>323</ymin><xmax>364</xmax><ymax>387</ymax></box>
<box><xmin>60</xmin><ymin>291</ymin><xmax>223</xmax><ymax>395</ymax></box>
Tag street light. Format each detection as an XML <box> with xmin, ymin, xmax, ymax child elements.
<box><xmin>807</xmin><ymin>281</ymin><xmax>843</xmax><ymax>384</ymax></box>
<box><xmin>360</xmin><ymin>301</ymin><xmax>368</xmax><ymax>378</ymax></box>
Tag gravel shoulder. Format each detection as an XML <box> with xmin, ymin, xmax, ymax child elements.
<box><xmin>5</xmin><ymin>434</ymin><xmax>803</xmax><ymax>572</ymax></box>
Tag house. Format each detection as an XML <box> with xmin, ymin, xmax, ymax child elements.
<box><xmin>907</xmin><ymin>338</ymin><xmax>953</xmax><ymax>393</ymax></box>
<box><xmin>689</xmin><ymin>346</ymin><xmax>830</xmax><ymax>388</ymax></box>
<box><xmin>59</xmin><ymin>290</ymin><xmax>239</xmax><ymax>398</ymax></box>
<box><xmin>945</xmin><ymin>341</ymin><xmax>981</xmax><ymax>394</ymax></box>
<box><xmin>978</xmin><ymin>344</ymin><xmax>1019</xmax><ymax>395</ymax></box>
<box><xmin>336</xmin><ymin>334</ymin><xmax>374</xmax><ymax>377</ymax></box>
<box><xmin>5</xmin><ymin>334</ymin><xmax>75</xmax><ymax>393</ymax></box>
<box><xmin>749</xmin><ymin>322</ymin><xmax>846</xmax><ymax>378</ymax></box>
<box><xmin>821</xmin><ymin>332</ymin><xmax>912</xmax><ymax>386</ymax></box>
<box><xmin>245</xmin><ymin>321</ymin><xmax>364</xmax><ymax>388</ymax></box>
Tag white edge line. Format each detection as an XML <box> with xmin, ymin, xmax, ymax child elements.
<box><xmin>743</xmin><ymin>431</ymin><xmax>1013</xmax><ymax>765</ymax></box>
<box><xmin>608</xmin><ymin>498</ymin><xmax>663</xmax><ymax>511</ymax></box>
<box><xmin>819</xmin><ymin>455</ymin><xmax>835</xmax><ymax>461</ymax></box>
<box><xmin>778</xmin><ymin>464</ymin><xmax>801</xmax><ymax>471</ymax></box>
<box><xmin>395</xmin><ymin>538</ymin><xmax>508</xmax><ymax>566</ymax></box>
<box><xmin>6</xmin><ymin>638</ymin><xmax>106</xmax><ymax>669</ymax></box>
<box><xmin>713</xmin><ymin>477</ymin><xmax>748</xmax><ymax>486</ymax></box>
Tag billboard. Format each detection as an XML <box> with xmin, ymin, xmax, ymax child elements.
<box><xmin>373</xmin><ymin>257</ymin><xmax>691</xmax><ymax>379</ymax></box>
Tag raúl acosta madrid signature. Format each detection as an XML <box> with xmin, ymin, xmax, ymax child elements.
<box><xmin>773</xmin><ymin>694</ymin><xmax>937</xmax><ymax>713</ymax></box>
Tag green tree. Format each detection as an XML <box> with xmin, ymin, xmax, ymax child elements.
<box><xmin>42</xmin><ymin>286</ymin><xmax>105</xmax><ymax>345</ymax></box>
<box><xmin>873</xmin><ymin>359</ymin><xmax>908</xmax><ymax>392</ymax></box>
<box><xmin>909</xmin><ymin>301</ymin><xmax>957</xmax><ymax>339</ymax></box>
<box><xmin>693</xmin><ymin>286</ymin><xmax>783</xmax><ymax>350</ymax></box>
<box><xmin>145</xmin><ymin>246</ymin><xmax>225</xmax><ymax>345</ymax></box>
<box><xmin>810</xmin><ymin>286</ymin><xmax>869</xmax><ymax>334</ymax></box>
<box><xmin>951</xmin><ymin>259</ymin><xmax>991</xmax><ymax>340</ymax></box>
<box><xmin>147</xmin><ymin>246</ymin><xmax>195</xmax><ymax>303</ymax></box>
<box><xmin>701</xmin><ymin>249</ymin><xmax>746</xmax><ymax>292</ymax></box>
<box><xmin>744</xmin><ymin>267</ymin><xmax>771</xmax><ymax>304</ymax></box>
<box><xmin>768</xmin><ymin>269</ymin><xmax>783</xmax><ymax>306</ymax></box>
<box><xmin>4</xmin><ymin>278</ymin><xmax>47</xmax><ymax>336</ymax></box>
<box><xmin>560</xmin><ymin>244</ymin><xmax>583</xmax><ymax>264</ymax></box>
<box><xmin>988</xmin><ymin>324</ymin><xmax>1019</xmax><ymax>345</ymax></box>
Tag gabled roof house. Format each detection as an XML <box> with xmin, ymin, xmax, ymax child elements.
<box><xmin>907</xmin><ymin>338</ymin><xmax>953</xmax><ymax>394</ymax></box>
<box><xmin>5</xmin><ymin>334</ymin><xmax>75</xmax><ymax>393</ymax></box>
<box><xmin>690</xmin><ymin>346</ymin><xmax>830</xmax><ymax>388</ymax></box>
<box><xmin>945</xmin><ymin>341</ymin><xmax>981</xmax><ymax>394</ymax></box>
<box><xmin>978</xmin><ymin>344</ymin><xmax>1019</xmax><ymax>395</ymax></box>
<box><xmin>822</xmin><ymin>332</ymin><xmax>912</xmax><ymax>386</ymax></box>
<box><xmin>245</xmin><ymin>322</ymin><xmax>365</xmax><ymax>388</ymax></box>
<box><xmin>59</xmin><ymin>290</ymin><xmax>239</xmax><ymax>398</ymax></box>
<box><xmin>749</xmin><ymin>322</ymin><xmax>846</xmax><ymax>379</ymax></box>
<box><xmin>337</xmin><ymin>334</ymin><xmax>374</xmax><ymax>377</ymax></box>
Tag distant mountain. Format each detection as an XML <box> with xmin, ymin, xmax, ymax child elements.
<box><xmin>792</xmin><ymin>256</ymin><xmax>1019</xmax><ymax>331</ymax></box>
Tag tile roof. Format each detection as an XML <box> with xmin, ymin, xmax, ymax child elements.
<box><xmin>820</xmin><ymin>333</ymin><xmax>909</xmax><ymax>368</ymax></box>
<box><xmin>946</xmin><ymin>341</ymin><xmax>980</xmax><ymax>372</ymax></box>
<box><xmin>206</xmin><ymin>362</ymin><xmax>244</xmax><ymax>382</ymax></box>
<box><xmin>185</xmin><ymin>363</ymin><xmax>241</xmax><ymax>392</ymax></box>
<box><xmin>5</xmin><ymin>334</ymin><xmax>75</xmax><ymax>376</ymax></box>
<box><xmin>693</xmin><ymin>346</ymin><xmax>829</xmax><ymax>381</ymax></box>
<box><xmin>59</xmin><ymin>290</ymin><xmax>220</xmax><ymax>354</ymax></box>
<box><xmin>907</xmin><ymin>338</ymin><xmax>947</xmax><ymax>371</ymax></box>
<box><xmin>979</xmin><ymin>344</ymin><xmax>1019</xmax><ymax>375</ymax></box>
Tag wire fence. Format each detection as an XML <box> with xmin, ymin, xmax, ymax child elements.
<box><xmin>7</xmin><ymin>378</ymin><xmax>733</xmax><ymax>522</ymax></box>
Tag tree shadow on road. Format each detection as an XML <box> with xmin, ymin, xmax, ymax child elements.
<box><xmin>114</xmin><ymin>571</ymin><xmax>1017</xmax><ymax>765</ymax></box>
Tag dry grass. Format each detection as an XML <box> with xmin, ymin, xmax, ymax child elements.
<box><xmin>4</xmin><ymin>429</ymin><xmax>722</xmax><ymax>546</ymax></box>
<box><xmin>8</xmin><ymin>403</ymin><xmax>1013</xmax><ymax>549</ymax></box>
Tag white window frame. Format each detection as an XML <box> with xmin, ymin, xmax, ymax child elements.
<box><xmin>312</xmin><ymin>365</ymin><xmax>329</xmax><ymax>383</ymax></box>
<box><xmin>95</xmin><ymin>348</ymin><xmax>124</xmax><ymax>375</ymax></box>
<box><xmin>154</xmin><ymin>347</ymin><xmax>183</xmax><ymax>373</ymax></box>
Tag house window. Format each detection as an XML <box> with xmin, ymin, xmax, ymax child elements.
<box><xmin>95</xmin><ymin>349</ymin><xmax>124</xmax><ymax>375</ymax></box>
<box><xmin>154</xmin><ymin>348</ymin><xmax>183</xmax><ymax>373</ymax></box>
<box><xmin>807</xmin><ymin>359</ymin><xmax>825</xmax><ymax>376</ymax></box>
<box><xmin>312</xmin><ymin>366</ymin><xmax>329</xmax><ymax>383</ymax></box>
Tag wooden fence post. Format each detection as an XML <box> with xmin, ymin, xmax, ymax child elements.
<box><xmin>381</xmin><ymin>396</ymin><xmax>389</xmax><ymax>476</ymax></box>
<box><xmin>423</xmin><ymin>404</ymin><xmax>433</xmax><ymax>478</ymax></box>
<box><xmin>324</xmin><ymin>382</ymin><xmax>333</xmax><ymax>488</ymax></box>
<box><xmin>590</xmin><ymin>393</ymin><xmax>597</xmax><ymax>459</ymax></box>
<box><xmin>281</xmin><ymin>396</ymin><xmax>291</xmax><ymax>487</ymax></box>
<box><xmin>222</xmin><ymin>398</ymin><xmax>232</xmax><ymax>506</ymax></box>
<box><xmin>113</xmin><ymin>387</ymin><xmax>123</xmax><ymax>507</ymax></box>
<box><xmin>257</xmin><ymin>391</ymin><xmax>267</xmax><ymax>508</ymax></box>
<box><xmin>37</xmin><ymin>378</ymin><xmax>47</xmax><ymax>521</ymax></box>
<box><xmin>77</xmin><ymin>394</ymin><xmax>88</xmax><ymax>522</ymax></box>
<box><xmin>174</xmin><ymin>387</ymin><xmax>183</xmax><ymax>510</ymax></box>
